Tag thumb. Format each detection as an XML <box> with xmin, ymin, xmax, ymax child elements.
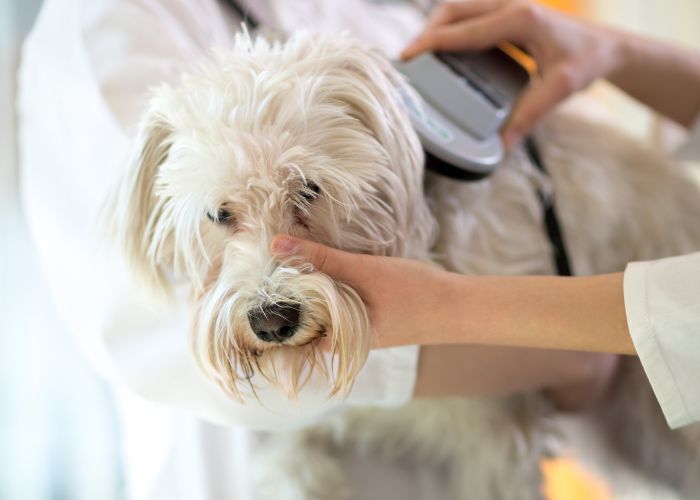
<box><xmin>270</xmin><ymin>235</ymin><xmax>360</xmax><ymax>283</ymax></box>
<box><xmin>503</xmin><ymin>64</ymin><xmax>579</xmax><ymax>150</ymax></box>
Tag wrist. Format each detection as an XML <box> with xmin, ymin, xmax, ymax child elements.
<box><xmin>421</xmin><ymin>272</ymin><xmax>480</xmax><ymax>346</ymax></box>
<box><xmin>409</xmin><ymin>269</ymin><xmax>463</xmax><ymax>346</ymax></box>
<box><xmin>604</xmin><ymin>27</ymin><xmax>640</xmax><ymax>83</ymax></box>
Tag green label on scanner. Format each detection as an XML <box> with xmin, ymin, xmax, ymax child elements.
<box><xmin>401</xmin><ymin>88</ymin><xmax>453</xmax><ymax>143</ymax></box>
<box><xmin>426</xmin><ymin>116</ymin><xmax>452</xmax><ymax>142</ymax></box>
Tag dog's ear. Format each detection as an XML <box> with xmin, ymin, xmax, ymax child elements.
<box><xmin>112</xmin><ymin>109</ymin><xmax>175</xmax><ymax>294</ymax></box>
<box><xmin>332</xmin><ymin>43</ymin><xmax>417</xmax><ymax>155</ymax></box>
<box><xmin>321</xmin><ymin>37</ymin><xmax>434</xmax><ymax>256</ymax></box>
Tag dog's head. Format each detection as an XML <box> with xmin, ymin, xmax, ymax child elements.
<box><xmin>113</xmin><ymin>32</ymin><xmax>435</xmax><ymax>399</ymax></box>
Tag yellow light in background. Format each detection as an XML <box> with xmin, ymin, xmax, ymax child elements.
<box><xmin>536</xmin><ymin>0</ymin><xmax>588</xmax><ymax>15</ymax></box>
<box><xmin>501</xmin><ymin>0</ymin><xmax>590</xmax><ymax>73</ymax></box>
<box><xmin>542</xmin><ymin>458</ymin><xmax>611</xmax><ymax>500</ymax></box>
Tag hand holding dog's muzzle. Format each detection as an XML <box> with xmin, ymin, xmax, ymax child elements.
<box><xmin>270</xmin><ymin>235</ymin><xmax>458</xmax><ymax>351</ymax></box>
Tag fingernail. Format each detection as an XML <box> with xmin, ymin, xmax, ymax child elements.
<box><xmin>400</xmin><ymin>39</ymin><xmax>420</xmax><ymax>60</ymax></box>
<box><xmin>271</xmin><ymin>236</ymin><xmax>300</xmax><ymax>256</ymax></box>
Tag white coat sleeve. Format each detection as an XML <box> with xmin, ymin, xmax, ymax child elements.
<box><xmin>18</xmin><ymin>0</ymin><xmax>419</xmax><ymax>431</ymax></box>
<box><xmin>623</xmin><ymin>115</ymin><xmax>700</xmax><ymax>429</ymax></box>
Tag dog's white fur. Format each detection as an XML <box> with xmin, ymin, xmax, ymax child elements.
<box><xmin>114</xmin><ymin>32</ymin><xmax>700</xmax><ymax>499</ymax></box>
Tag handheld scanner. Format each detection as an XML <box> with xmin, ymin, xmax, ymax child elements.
<box><xmin>395</xmin><ymin>48</ymin><xmax>531</xmax><ymax>178</ymax></box>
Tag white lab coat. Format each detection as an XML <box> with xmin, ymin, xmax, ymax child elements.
<box><xmin>18</xmin><ymin>0</ymin><xmax>448</xmax><ymax>498</ymax></box>
<box><xmin>18</xmin><ymin>0</ymin><xmax>700</xmax><ymax>498</ymax></box>
<box><xmin>624</xmin><ymin>256</ymin><xmax>700</xmax><ymax>429</ymax></box>
<box><xmin>623</xmin><ymin>114</ymin><xmax>700</xmax><ymax>430</ymax></box>
<box><xmin>19</xmin><ymin>0</ymin><xmax>430</xmax><ymax>428</ymax></box>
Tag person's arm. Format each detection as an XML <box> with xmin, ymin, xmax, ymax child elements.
<box><xmin>270</xmin><ymin>236</ymin><xmax>622</xmax><ymax>407</ymax></box>
<box><xmin>401</xmin><ymin>0</ymin><xmax>700</xmax><ymax>148</ymax></box>
<box><xmin>270</xmin><ymin>236</ymin><xmax>624</xmax><ymax>407</ymax></box>
<box><xmin>437</xmin><ymin>273</ymin><xmax>632</xmax><ymax>354</ymax></box>
<box><xmin>270</xmin><ymin>236</ymin><xmax>634</xmax><ymax>354</ymax></box>
<box><xmin>608</xmin><ymin>33</ymin><xmax>700</xmax><ymax>128</ymax></box>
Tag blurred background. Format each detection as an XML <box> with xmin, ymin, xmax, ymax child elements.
<box><xmin>1</xmin><ymin>1</ymin><xmax>699</xmax><ymax>499</ymax></box>
<box><xmin>1</xmin><ymin>1</ymin><xmax>124</xmax><ymax>499</ymax></box>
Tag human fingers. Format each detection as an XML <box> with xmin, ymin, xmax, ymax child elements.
<box><xmin>402</xmin><ymin>2</ymin><xmax>540</xmax><ymax>59</ymax></box>
<box><xmin>271</xmin><ymin>236</ymin><xmax>375</xmax><ymax>352</ymax></box>
<box><xmin>502</xmin><ymin>63</ymin><xmax>584</xmax><ymax>149</ymax></box>
<box><xmin>422</xmin><ymin>0</ymin><xmax>503</xmax><ymax>31</ymax></box>
<box><xmin>270</xmin><ymin>235</ymin><xmax>367</xmax><ymax>286</ymax></box>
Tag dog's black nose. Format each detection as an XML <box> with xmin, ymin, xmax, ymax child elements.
<box><xmin>248</xmin><ymin>302</ymin><xmax>301</xmax><ymax>343</ymax></box>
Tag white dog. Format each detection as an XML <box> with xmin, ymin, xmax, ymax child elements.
<box><xmin>113</xmin><ymin>32</ymin><xmax>700</xmax><ymax>499</ymax></box>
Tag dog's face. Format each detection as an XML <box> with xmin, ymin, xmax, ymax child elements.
<box><xmin>114</xmin><ymin>33</ymin><xmax>434</xmax><ymax>399</ymax></box>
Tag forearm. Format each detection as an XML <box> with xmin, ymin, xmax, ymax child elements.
<box><xmin>411</xmin><ymin>273</ymin><xmax>629</xmax><ymax>401</ymax></box>
<box><xmin>413</xmin><ymin>344</ymin><xmax>617</xmax><ymax>399</ymax></box>
<box><xmin>608</xmin><ymin>30</ymin><xmax>700</xmax><ymax>128</ymax></box>
<box><xmin>270</xmin><ymin>237</ymin><xmax>631</xmax><ymax>402</ymax></box>
<box><xmin>430</xmin><ymin>272</ymin><xmax>635</xmax><ymax>355</ymax></box>
<box><xmin>271</xmin><ymin>235</ymin><xmax>635</xmax><ymax>363</ymax></box>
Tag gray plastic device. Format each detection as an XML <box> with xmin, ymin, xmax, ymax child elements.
<box><xmin>395</xmin><ymin>48</ymin><xmax>531</xmax><ymax>178</ymax></box>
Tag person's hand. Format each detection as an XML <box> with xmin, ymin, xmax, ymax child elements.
<box><xmin>269</xmin><ymin>235</ymin><xmax>459</xmax><ymax>349</ymax></box>
<box><xmin>401</xmin><ymin>1</ymin><xmax>625</xmax><ymax>149</ymax></box>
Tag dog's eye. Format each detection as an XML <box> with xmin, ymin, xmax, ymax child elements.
<box><xmin>207</xmin><ymin>207</ymin><xmax>235</xmax><ymax>225</ymax></box>
<box><xmin>300</xmin><ymin>182</ymin><xmax>321</xmax><ymax>202</ymax></box>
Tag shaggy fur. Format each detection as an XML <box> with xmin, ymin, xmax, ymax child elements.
<box><xmin>113</xmin><ymin>31</ymin><xmax>700</xmax><ymax>499</ymax></box>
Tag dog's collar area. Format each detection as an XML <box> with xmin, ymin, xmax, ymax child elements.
<box><xmin>425</xmin><ymin>138</ymin><xmax>573</xmax><ymax>277</ymax></box>
<box><xmin>424</xmin><ymin>150</ymin><xmax>491</xmax><ymax>181</ymax></box>
<box><xmin>220</xmin><ymin>0</ymin><xmax>259</xmax><ymax>29</ymax></box>
<box><xmin>523</xmin><ymin>137</ymin><xmax>573</xmax><ymax>277</ymax></box>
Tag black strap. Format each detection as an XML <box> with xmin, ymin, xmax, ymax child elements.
<box><xmin>424</xmin><ymin>151</ymin><xmax>491</xmax><ymax>182</ymax></box>
<box><xmin>524</xmin><ymin>137</ymin><xmax>573</xmax><ymax>277</ymax></box>
<box><xmin>220</xmin><ymin>0</ymin><xmax>260</xmax><ymax>29</ymax></box>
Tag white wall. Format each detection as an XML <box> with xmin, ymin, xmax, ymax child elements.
<box><xmin>588</xmin><ymin>1</ymin><xmax>700</xmax><ymax>143</ymax></box>
<box><xmin>595</xmin><ymin>0</ymin><xmax>700</xmax><ymax>46</ymax></box>
<box><xmin>0</xmin><ymin>0</ymin><xmax>17</xmax><ymax>210</ymax></box>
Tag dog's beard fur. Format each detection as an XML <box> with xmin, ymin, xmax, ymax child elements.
<box><xmin>112</xmin><ymin>31</ymin><xmax>435</xmax><ymax>400</ymax></box>
<box><xmin>192</xmin><ymin>237</ymin><xmax>371</xmax><ymax>398</ymax></box>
